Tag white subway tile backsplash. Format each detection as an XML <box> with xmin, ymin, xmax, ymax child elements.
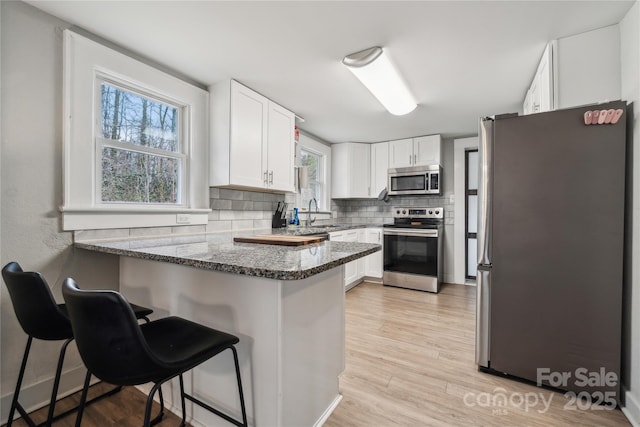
<box><xmin>219</xmin><ymin>189</ymin><xmax>244</xmax><ymax>200</ymax></box>
<box><xmin>130</xmin><ymin>226</ymin><xmax>173</xmax><ymax>237</ymax></box>
<box><xmin>232</xmin><ymin>220</ymin><xmax>254</xmax><ymax>230</ymax></box>
<box><xmin>206</xmin><ymin>221</ymin><xmax>232</xmax><ymax>232</ymax></box>
<box><xmin>74</xmin><ymin>228</ymin><xmax>130</xmax><ymax>241</ymax></box>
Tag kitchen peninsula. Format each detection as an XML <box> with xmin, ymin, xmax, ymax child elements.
<box><xmin>75</xmin><ymin>230</ymin><xmax>380</xmax><ymax>427</ymax></box>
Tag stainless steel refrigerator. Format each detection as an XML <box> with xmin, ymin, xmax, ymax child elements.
<box><xmin>476</xmin><ymin>101</ymin><xmax>626</xmax><ymax>400</ymax></box>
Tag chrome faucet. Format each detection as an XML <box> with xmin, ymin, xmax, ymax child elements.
<box><xmin>307</xmin><ymin>198</ymin><xmax>318</xmax><ymax>226</ymax></box>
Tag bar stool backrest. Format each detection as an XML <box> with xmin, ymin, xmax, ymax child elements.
<box><xmin>2</xmin><ymin>261</ymin><xmax>72</xmax><ymax>340</ymax></box>
<box><xmin>62</xmin><ymin>278</ymin><xmax>164</xmax><ymax>386</ymax></box>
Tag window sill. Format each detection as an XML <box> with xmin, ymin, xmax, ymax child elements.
<box><xmin>60</xmin><ymin>206</ymin><xmax>211</xmax><ymax>231</ymax></box>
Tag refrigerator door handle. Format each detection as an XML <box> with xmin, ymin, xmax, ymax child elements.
<box><xmin>476</xmin><ymin>266</ymin><xmax>491</xmax><ymax>367</ymax></box>
<box><xmin>478</xmin><ymin>118</ymin><xmax>493</xmax><ymax>266</ymax></box>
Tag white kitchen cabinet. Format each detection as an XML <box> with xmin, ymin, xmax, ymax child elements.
<box><xmin>356</xmin><ymin>229</ymin><xmax>366</xmax><ymax>279</ymax></box>
<box><xmin>523</xmin><ymin>42</ymin><xmax>555</xmax><ymax>115</ymax></box>
<box><xmin>388</xmin><ymin>138</ymin><xmax>413</xmax><ymax>168</ymax></box>
<box><xmin>267</xmin><ymin>102</ymin><xmax>296</xmax><ymax>191</ymax></box>
<box><xmin>389</xmin><ymin>135</ymin><xmax>442</xmax><ymax>168</ymax></box>
<box><xmin>413</xmin><ymin>135</ymin><xmax>442</xmax><ymax>166</ymax></box>
<box><xmin>363</xmin><ymin>228</ymin><xmax>383</xmax><ymax>279</ymax></box>
<box><xmin>331</xmin><ymin>228</ymin><xmax>383</xmax><ymax>290</ymax></box>
<box><xmin>330</xmin><ymin>230</ymin><xmax>358</xmax><ymax>290</ymax></box>
<box><xmin>344</xmin><ymin>230</ymin><xmax>360</xmax><ymax>288</ymax></box>
<box><xmin>370</xmin><ymin>142</ymin><xmax>389</xmax><ymax>198</ymax></box>
<box><xmin>210</xmin><ymin>80</ymin><xmax>295</xmax><ymax>192</ymax></box>
<box><xmin>331</xmin><ymin>143</ymin><xmax>370</xmax><ymax>198</ymax></box>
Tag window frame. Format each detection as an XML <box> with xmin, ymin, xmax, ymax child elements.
<box><xmin>296</xmin><ymin>132</ymin><xmax>331</xmax><ymax>214</ymax></box>
<box><xmin>62</xmin><ymin>30</ymin><xmax>209</xmax><ymax>231</ymax></box>
<box><xmin>94</xmin><ymin>77</ymin><xmax>187</xmax><ymax>207</ymax></box>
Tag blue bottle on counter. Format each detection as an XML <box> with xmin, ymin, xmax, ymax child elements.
<box><xmin>290</xmin><ymin>208</ymin><xmax>300</xmax><ymax>226</ymax></box>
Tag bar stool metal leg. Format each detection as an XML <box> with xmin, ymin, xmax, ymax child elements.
<box><xmin>7</xmin><ymin>336</ymin><xmax>35</xmax><ymax>427</ymax></box>
<box><xmin>231</xmin><ymin>346</ymin><xmax>248</xmax><ymax>427</ymax></box>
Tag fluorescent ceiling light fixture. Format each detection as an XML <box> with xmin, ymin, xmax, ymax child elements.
<box><xmin>342</xmin><ymin>46</ymin><xmax>417</xmax><ymax>116</ymax></box>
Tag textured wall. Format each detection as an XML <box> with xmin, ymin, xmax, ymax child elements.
<box><xmin>0</xmin><ymin>1</ymin><xmax>123</xmax><ymax>419</ymax></box>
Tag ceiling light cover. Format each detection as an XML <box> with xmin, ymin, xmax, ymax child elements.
<box><xmin>342</xmin><ymin>47</ymin><xmax>417</xmax><ymax>116</ymax></box>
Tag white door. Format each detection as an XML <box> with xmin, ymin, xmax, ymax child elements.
<box><xmin>389</xmin><ymin>138</ymin><xmax>414</xmax><ymax>168</ymax></box>
<box><xmin>466</xmin><ymin>150</ymin><xmax>479</xmax><ymax>279</ymax></box>
<box><xmin>343</xmin><ymin>230</ymin><xmax>359</xmax><ymax>285</ymax></box>
<box><xmin>266</xmin><ymin>102</ymin><xmax>295</xmax><ymax>192</ymax></box>
<box><xmin>413</xmin><ymin>135</ymin><xmax>441</xmax><ymax>166</ymax></box>
<box><xmin>349</xmin><ymin>144</ymin><xmax>371</xmax><ymax>198</ymax></box>
<box><xmin>363</xmin><ymin>229</ymin><xmax>383</xmax><ymax>278</ymax></box>
<box><xmin>230</xmin><ymin>82</ymin><xmax>268</xmax><ymax>188</ymax></box>
<box><xmin>370</xmin><ymin>142</ymin><xmax>389</xmax><ymax>197</ymax></box>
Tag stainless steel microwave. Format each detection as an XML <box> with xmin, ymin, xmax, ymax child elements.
<box><xmin>388</xmin><ymin>165</ymin><xmax>442</xmax><ymax>196</ymax></box>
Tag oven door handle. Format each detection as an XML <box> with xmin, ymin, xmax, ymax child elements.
<box><xmin>384</xmin><ymin>229</ymin><xmax>438</xmax><ymax>238</ymax></box>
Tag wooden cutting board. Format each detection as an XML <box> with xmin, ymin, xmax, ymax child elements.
<box><xmin>233</xmin><ymin>234</ymin><xmax>326</xmax><ymax>246</ymax></box>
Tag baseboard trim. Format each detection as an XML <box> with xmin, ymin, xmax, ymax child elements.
<box><xmin>622</xmin><ymin>385</ymin><xmax>640</xmax><ymax>427</ymax></box>
<box><xmin>314</xmin><ymin>394</ymin><xmax>343</xmax><ymax>427</ymax></box>
<box><xmin>0</xmin><ymin>365</ymin><xmax>95</xmax><ymax>425</ymax></box>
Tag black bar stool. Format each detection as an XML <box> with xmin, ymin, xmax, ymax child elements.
<box><xmin>62</xmin><ymin>277</ymin><xmax>248</xmax><ymax>427</ymax></box>
<box><xmin>1</xmin><ymin>261</ymin><xmax>154</xmax><ymax>427</ymax></box>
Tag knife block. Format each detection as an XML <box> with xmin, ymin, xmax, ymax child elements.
<box><xmin>272</xmin><ymin>216</ymin><xmax>287</xmax><ymax>229</ymax></box>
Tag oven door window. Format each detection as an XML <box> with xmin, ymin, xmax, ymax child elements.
<box><xmin>384</xmin><ymin>233</ymin><xmax>438</xmax><ymax>276</ymax></box>
<box><xmin>390</xmin><ymin>174</ymin><xmax>426</xmax><ymax>192</ymax></box>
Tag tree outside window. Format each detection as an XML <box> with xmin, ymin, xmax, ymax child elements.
<box><xmin>98</xmin><ymin>82</ymin><xmax>184</xmax><ymax>204</ymax></box>
<box><xmin>300</xmin><ymin>149</ymin><xmax>323</xmax><ymax>210</ymax></box>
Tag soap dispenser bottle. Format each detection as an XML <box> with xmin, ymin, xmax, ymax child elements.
<box><xmin>292</xmin><ymin>208</ymin><xmax>300</xmax><ymax>226</ymax></box>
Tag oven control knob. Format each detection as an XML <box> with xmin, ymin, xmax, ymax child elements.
<box><xmin>435</xmin><ymin>210</ymin><xmax>440</xmax><ymax>215</ymax></box>
<box><xmin>402</xmin><ymin>210</ymin><xmax>406</xmax><ymax>214</ymax></box>
<box><xmin>428</xmin><ymin>210</ymin><xmax>433</xmax><ymax>215</ymax></box>
<box><xmin>396</xmin><ymin>210</ymin><xmax>401</xmax><ymax>214</ymax></box>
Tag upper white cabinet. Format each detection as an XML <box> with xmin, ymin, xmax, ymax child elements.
<box><xmin>388</xmin><ymin>138</ymin><xmax>413</xmax><ymax>168</ymax></box>
<box><xmin>413</xmin><ymin>135</ymin><xmax>442</xmax><ymax>166</ymax></box>
<box><xmin>389</xmin><ymin>135</ymin><xmax>442</xmax><ymax>168</ymax></box>
<box><xmin>332</xmin><ymin>143</ymin><xmax>370</xmax><ymax>199</ymax></box>
<box><xmin>210</xmin><ymin>80</ymin><xmax>295</xmax><ymax>192</ymax></box>
<box><xmin>523</xmin><ymin>42</ymin><xmax>555</xmax><ymax>115</ymax></box>
<box><xmin>370</xmin><ymin>142</ymin><xmax>389</xmax><ymax>197</ymax></box>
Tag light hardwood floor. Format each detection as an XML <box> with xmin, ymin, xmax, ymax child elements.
<box><xmin>6</xmin><ymin>282</ymin><xmax>630</xmax><ymax>427</ymax></box>
<box><xmin>6</xmin><ymin>382</ymin><xmax>184</xmax><ymax>427</ymax></box>
<box><xmin>325</xmin><ymin>282</ymin><xmax>630</xmax><ymax>427</ymax></box>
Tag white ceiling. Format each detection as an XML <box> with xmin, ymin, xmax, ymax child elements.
<box><xmin>28</xmin><ymin>0</ymin><xmax>634</xmax><ymax>143</ymax></box>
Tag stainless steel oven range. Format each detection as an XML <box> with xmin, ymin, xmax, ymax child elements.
<box><xmin>383</xmin><ymin>207</ymin><xmax>443</xmax><ymax>293</ymax></box>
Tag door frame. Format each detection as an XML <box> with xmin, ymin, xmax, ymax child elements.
<box><xmin>453</xmin><ymin>137</ymin><xmax>478</xmax><ymax>285</ymax></box>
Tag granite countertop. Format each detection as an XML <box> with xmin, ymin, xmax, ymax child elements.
<box><xmin>75</xmin><ymin>229</ymin><xmax>381</xmax><ymax>280</ymax></box>
<box><xmin>274</xmin><ymin>223</ymin><xmax>383</xmax><ymax>236</ymax></box>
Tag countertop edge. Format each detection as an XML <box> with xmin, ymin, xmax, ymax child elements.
<box><xmin>75</xmin><ymin>241</ymin><xmax>381</xmax><ymax>281</ymax></box>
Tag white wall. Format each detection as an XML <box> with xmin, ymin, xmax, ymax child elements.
<box><xmin>0</xmin><ymin>1</ymin><xmax>121</xmax><ymax>421</ymax></box>
<box><xmin>620</xmin><ymin>3</ymin><xmax>640</xmax><ymax>425</ymax></box>
<box><xmin>557</xmin><ymin>25</ymin><xmax>621</xmax><ymax>109</ymax></box>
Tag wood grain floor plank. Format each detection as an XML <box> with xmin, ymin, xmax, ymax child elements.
<box><xmin>325</xmin><ymin>282</ymin><xmax>630</xmax><ymax>427</ymax></box>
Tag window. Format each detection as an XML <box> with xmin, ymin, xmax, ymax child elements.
<box><xmin>300</xmin><ymin>149</ymin><xmax>323</xmax><ymax>209</ymax></box>
<box><xmin>62</xmin><ymin>30</ymin><xmax>209</xmax><ymax>230</ymax></box>
<box><xmin>296</xmin><ymin>133</ymin><xmax>331</xmax><ymax>212</ymax></box>
<box><xmin>98</xmin><ymin>81</ymin><xmax>184</xmax><ymax>205</ymax></box>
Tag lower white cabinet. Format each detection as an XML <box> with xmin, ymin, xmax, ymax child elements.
<box><xmin>363</xmin><ymin>228</ymin><xmax>383</xmax><ymax>279</ymax></box>
<box><xmin>343</xmin><ymin>230</ymin><xmax>360</xmax><ymax>288</ymax></box>
<box><xmin>331</xmin><ymin>228</ymin><xmax>383</xmax><ymax>291</ymax></box>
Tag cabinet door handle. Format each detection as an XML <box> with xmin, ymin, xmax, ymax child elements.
<box><xmin>269</xmin><ymin>170</ymin><xmax>274</xmax><ymax>184</ymax></box>
<box><xmin>264</xmin><ymin>171</ymin><xmax>268</xmax><ymax>185</ymax></box>
<box><xmin>414</xmin><ymin>154</ymin><xmax>417</xmax><ymax>164</ymax></box>
<box><xmin>409</xmin><ymin>154</ymin><xmax>412</xmax><ymax>165</ymax></box>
